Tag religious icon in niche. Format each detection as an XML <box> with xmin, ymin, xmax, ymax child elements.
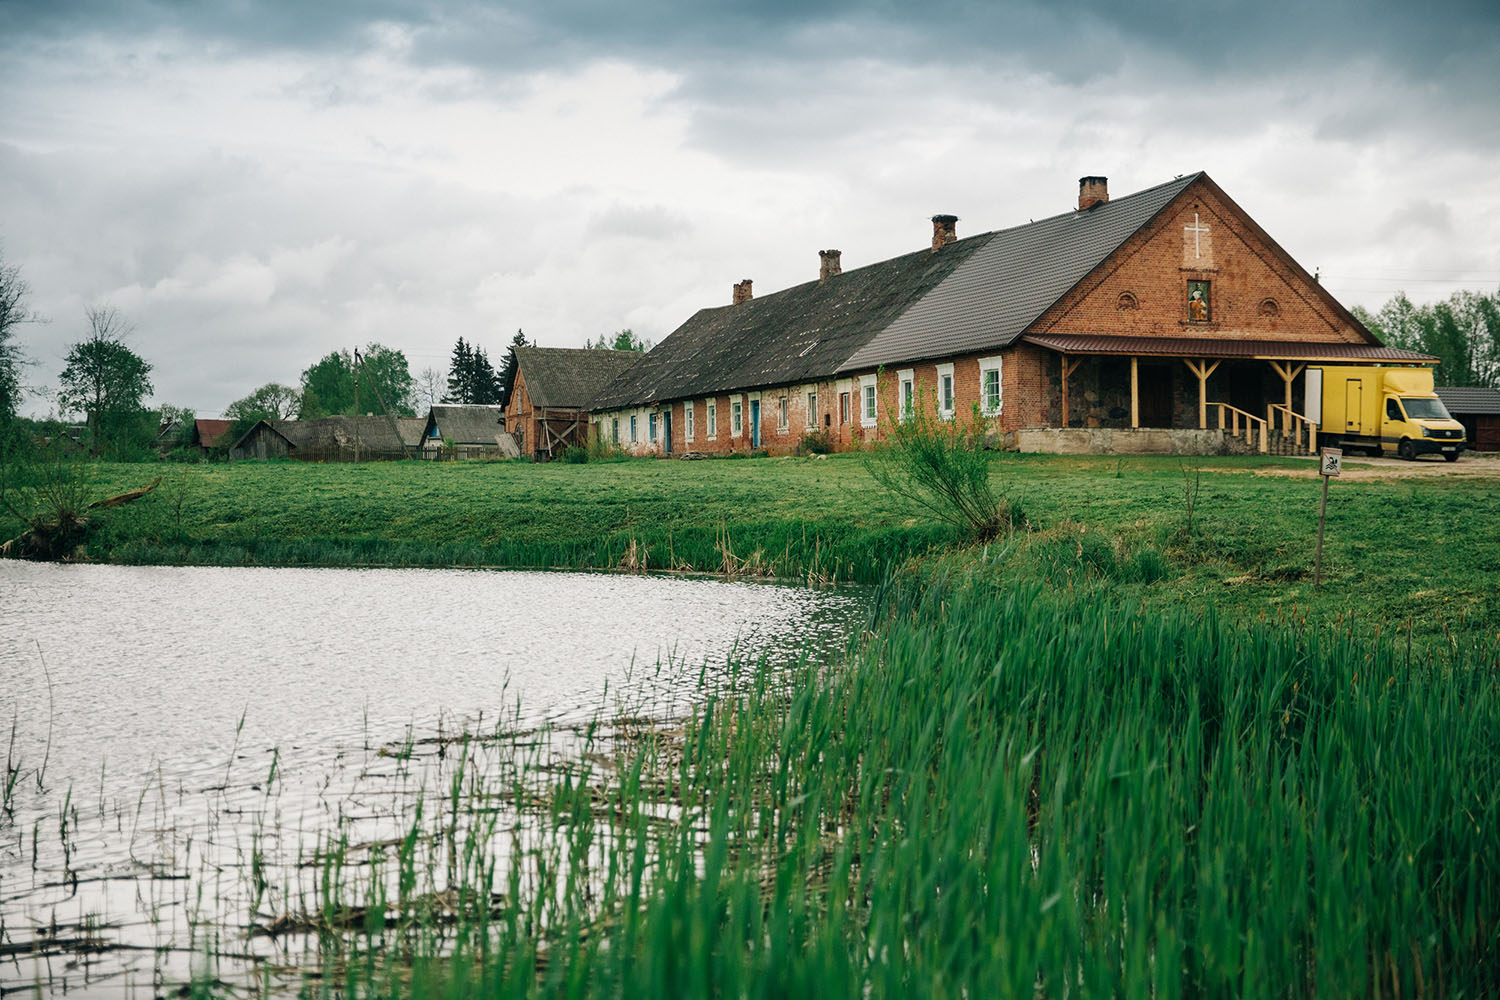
<box><xmin>1187</xmin><ymin>280</ymin><xmax>1211</xmax><ymax>322</ymax></box>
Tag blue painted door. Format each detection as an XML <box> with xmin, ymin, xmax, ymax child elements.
<box><xmin>750</xmin><ymin>400</ymin><xmax>761</xmax><ymax>448</ymax></box>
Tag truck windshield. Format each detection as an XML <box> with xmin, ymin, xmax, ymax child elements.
<box><xmin>1401</xmin><ymin>397</ymin><xmax>1451</xmax><ymax>420</ymax></box>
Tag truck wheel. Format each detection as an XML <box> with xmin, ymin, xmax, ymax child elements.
<box><xmin>1398</xmin><ymin>439</ymin><xmax>1415</xmax><ymax>461</ymax></box>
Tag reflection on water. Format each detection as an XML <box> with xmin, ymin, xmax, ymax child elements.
<box><xmin>0</xmin><ymin>562</ymin><xmax>867</xmax><ymax>996</ymax></box>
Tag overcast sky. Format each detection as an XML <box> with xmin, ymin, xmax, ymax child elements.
<box><xmin>3</xmin><ymin>1</ymin><xmax>1498</xmax><ymax>417</ymax></box>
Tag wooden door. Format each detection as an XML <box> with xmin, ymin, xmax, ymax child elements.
<box><xmin>1138</xmin><ymin>365</ymin><xmax>1173</xmax><ymax>427</ymax></box>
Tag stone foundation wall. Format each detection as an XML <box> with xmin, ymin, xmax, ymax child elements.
<box><xmin>1015</xmin><ymin>427</ymin><xmax>1233</xmax><ymax>455</ymax></box>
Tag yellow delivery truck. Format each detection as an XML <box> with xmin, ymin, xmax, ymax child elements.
<box><xmin>1306</xmin><ymin>366</ymin><xmax>1466</xmax><ymax>461</ymax></box>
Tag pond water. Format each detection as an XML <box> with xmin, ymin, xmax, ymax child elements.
<box><xmin>0</xmin><ymin>563</ymin><xmax>868</xmax><ymax>996</ymax></box>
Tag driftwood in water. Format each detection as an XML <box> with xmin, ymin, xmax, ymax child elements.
<box><xmin>0</xmin><ymin>477</ymin><xmax>161</xmax><ymax>560</ymax></box>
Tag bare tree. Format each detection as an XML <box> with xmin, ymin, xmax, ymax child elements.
<box><xmin>416</xmin><ymin>365</ymin><xmax>446</xmax><ymax>412</ymax></box>
<box><xmin>0</xmin><ymin>253</ymin><xmax>41</xmax><ymax>432</ymax></box>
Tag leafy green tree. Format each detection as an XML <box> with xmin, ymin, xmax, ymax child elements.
<box><xmin>57</xmin><ymin>307</ymin><xmax>154</xmax><ymax>455</ymax></box>
<box><xmin>1354</xmin><ymin>288</ymin><xmax>1500</xmax><ymax>387</ymax></box>
<box><xmin>156</xmin><ymin>403</ymin><xmax>197</xmax><ymax>448</ymax></box>
<box><xmin>299</xmin><ymin>345</ymin><xmax>415</xmax><ymax>418</ymax></box>
<box><xmin>224</xmin><ymin>382</ymin><xmax>301</xmax><ymax>442</ymax></box>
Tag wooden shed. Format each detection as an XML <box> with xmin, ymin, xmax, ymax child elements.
<box><xmin>505</xmin><ymin>347</ymin><xmax>642</xmax><ymax>460</ymax></box>
<box><xmin>1435</xmin><ymin>386</ymin><xmax>1500</xmax><ymax>452</ymax></box>
<box><xmin>229</xmin><ymin>416</ymin><xmax>426</xmax><ymax>461</ymax></box>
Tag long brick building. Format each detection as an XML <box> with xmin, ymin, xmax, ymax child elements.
<box><xmin>587</xmin><ymin>172</ymin><xmax>1433</xmax><ymax>456</ymax></box>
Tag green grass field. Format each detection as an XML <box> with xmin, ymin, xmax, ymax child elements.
<box><xmin>6</xmin><ymin>450</ymin><xmax>1498</xmax><ymax>647</ymax></box>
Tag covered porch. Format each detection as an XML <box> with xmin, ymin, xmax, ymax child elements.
<box><xmin>1023</xmin><ymin>335</ymin><xmax>1437</xmax><ymax>455</ymax></box>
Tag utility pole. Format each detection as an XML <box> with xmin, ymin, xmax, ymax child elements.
<box><xmin>353</xmin><ymin>347</ymin><xmax>361</xmax><ymax>463</ymax></box>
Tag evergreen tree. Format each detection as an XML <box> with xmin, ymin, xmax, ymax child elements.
<box><xmin>471</xmin><ymin>347</ymin><xmax>501</xmax><ymax>404</ymax></box>
<box><xmin>445</xmin><ymin>338</ymin><xmax>473</xmax><ymax>403</ymax></box>
<box><xmin>498</xmin><ymin>329</ymin><xmax>531</xmax><ymax>408</ymax></box>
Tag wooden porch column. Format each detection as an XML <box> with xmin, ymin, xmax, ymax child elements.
<box><xmin>1059</xmin><ymin>355</ymin><xmax>1082</xmax><ymax>428</ymax></box>
<box><xmin>1182</xmin><ymin>358</ymin><xmax>1222</xmax><ymax>429</ymax></box>
<box><xmin>1130</xmin><ymin>356</ymin><xmax>1139</xmax><ymax>428</ymax></box>
<box><xmin>1268</xmin><ymin>360</ymin><xmax>1305</xmax><ymax>412</ymax></box>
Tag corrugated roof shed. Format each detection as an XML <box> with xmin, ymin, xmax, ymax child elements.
<box><xmin>1435</xmin><ymin>386</ymin><xmax>1500</xmax><ymax>414</ymax></box>
<box><xmin>514</xmin><ymin>348</ymin><xmax>643</xmax><ymax>409</ymax></box>
<box><xmin>589</xmin><ymin>236</ymin><xmax>990</xmax><ymax>411</ymax></box>
<box><xmin>841</xmin><ymin>174</ymin><xmax>1201</xmax><ymax>371</ymax></box>
<box><xmin>427</xmin><ymin>405</ymin><xmax>507</xmax><ymax>445</ymax></box>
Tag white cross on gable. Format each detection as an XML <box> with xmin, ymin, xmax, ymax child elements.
<box><xmin>1185</xmin><ymin>213</ymin><xmax>1209</xmax><ymax>259</ymax></box>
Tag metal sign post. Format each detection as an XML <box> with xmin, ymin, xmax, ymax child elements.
<box><xmin>1314</xmin><ymin>447</ymin><xmax>1341</xmax><ymax>585</ymax></box>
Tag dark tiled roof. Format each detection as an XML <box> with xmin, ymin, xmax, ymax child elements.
<box><xmin>840</xmin><ymin>174</ymin><xmax>1201</xmax><ymax>372</ymax></box>
<box><xmin>1435</xmin><ymin>386</ymin><xmax>1500</xmax><ymax>414</ymax></box>
<box><xmin>514</xmin><ymin>347</ymin><xmax>643</xmax><ymax>409</ymax></box>
<box><xmin>590</xmin><ymin>237</ymin><xmax>990</xmax><ymax>411</ymax></box>
<box><xmin>426</xmin><ymin>404</ymin><xmax>507</xmax><ymax>445</ymax></box>
<box><xmin>1022</xmin><ymin>334</ymin><xmax>1438</xmax><ymax>362</ymax></box>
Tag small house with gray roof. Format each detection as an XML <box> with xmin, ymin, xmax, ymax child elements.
<box><xmin>506</xmin><ymin>346</ymin><xmax>643</xmax><ymax>459</ymax></box>
<box><xmin>421</xmin><ymin>404</ymin><xmax>518</xmax><ymax>460</ymax></box>
<box><xmin>587</xmin><ymin>172</ymin><xmax>1437</xmax><ymax>457</ymax></box>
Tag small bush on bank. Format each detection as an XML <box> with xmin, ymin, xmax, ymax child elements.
<box><xmin>866</xmin><ymin>398</ymin><xmax>1016</xmax><ymax>542</ymax></box>
<box><xmin>796</xmin><ymin>429</ymin><xmax>835</xmax><ymax>455</ymax></box>
<box><xmin>561</xmin><ymin>444</ymin><xmax>589</xmax><ymax>464</ymax></box>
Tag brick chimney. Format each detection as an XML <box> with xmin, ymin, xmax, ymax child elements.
<box><xmin>819</xmin><ymin>249</ymin><xmax>842</xmax><ymax>282</ymax></box>
<box><xmin>1078</xmin><ymin>176</ymin><xmax>1109</xmax><ymax>211</ymax></box>
<box><xmin>732</xmin><ymin>278</ymin><xmax>753</xmax><ymax>305</ymax></box>
<box><xmin>931</xmin><ymin>215</ymin><xmax>958</xmax><ymax>250</ymax></box>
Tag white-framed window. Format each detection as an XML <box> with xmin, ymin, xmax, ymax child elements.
<box><xmin>777</xmin><ymin>396</ymin><xmax>789</xmax><ymax>430</ymax></box>
<box><xmin>731</xmin><ymin>398</ymin><xmax>743</xmax><ymax>435</ymax></box>
<box><xmin>898</xmin><ymin>369</ymin><xmax>915</xmax><ymax>421</ymax></box>
<box><xmin>937</xmin><ymin>362</ymin><xmax>955</xmax><ymax>418</ymax></box>
<box><xmin>979</xmin><ymin>356</ymin><xmax>1003</xmax><ymax>415</ymax></box>
<box><xmin>859</xmin><ymin>373</ymin><xmax>877</xmax><ymax>428</ymax></box>
<box><xmin>685</xmin><ymin>402</ymin><xmax>695</xmax><ymax>442</ymax></box>
<box><xmin>706</xmin><ymin>399</ymin><xmax>717</xmax><ymax>438</ymax></box>
<box><xmin>612</xmin><ymin>417</ymin><xmax>620</xmax><ymax>443</ymax></box>
<box><xmin>806</xmin><ymin>391</ymin><xmax>817</xmax><ymax>429</ymax></box>
<box><xmin>649</xmin><ymin>412</ymin><xmax>658</xmax><ymax>443</ymax></box>
<box><xmin>629</xmin><ymin>415</ymin><xmax>637</xmax><ymax>443</ymax></box>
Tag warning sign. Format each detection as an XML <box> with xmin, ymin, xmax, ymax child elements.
<box><xmin>1320</xmin><ymin>447</ymin><xmax>1342</xmax><ymax>478</ymax></box>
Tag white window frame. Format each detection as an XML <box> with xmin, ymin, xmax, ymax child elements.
<box><xmin>806</xmin><ymin>390</ymin><xmax>817</xmax><ymax>429</ymax></box>
<box><xmin>777</xmin><ymin>395</ymin><xmax>789</xmax><ymax>431</ymax></box>
<box><xmin>706</xmin><ymin>399</ymin><xmax>717</xmax><ymax>439</ymax></box>
<box><xmin>731</xmin><ymin>398</ymin><xmax>743</xmax><ymax>436</ymax></box>
<box><xmin>859</xmin><ymin>373</ymin><xmax>878</xmax><ymax>428</ymax></box>
<box><xmin>936</xmin><ymin>362</ymin><xmax>955</xmax><ymax>419</ymax></box>
<box><xmin>898</xmin><ymin>368</ymin><xmax>915</xmax><ymax>422</ymax></box>
<box><xmin>612</xmin><ymin>417</ymin><xmax>620</xmax><ymax>443</ymax></box>
<box><xmin>649</xmin><ymin>411</ymin><xmax>658</xmax><ymax>443</ymax></box>
<box><xmin>629</xmin><ymin>414</ymin><xmax>637</xmax><ymax>443</ymax></box>
<box><xmin>685</xmin><ymin>402</ymin><xmax>695</xmax><ymax>442</ymax></box>
<box><xmin>979</xmin><ymin>356</ymin><xmax>1003</xmax><ymax>416</ymax></box>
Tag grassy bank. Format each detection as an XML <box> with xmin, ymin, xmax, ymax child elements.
<box><xmin>197</xmin><ymin>559</ymin><xmax>1499</xmax><ymax>998</ymax></box>
<box><xmin>5</xmin><ymin>451</ymin><xmax>1498</xmax><ymax>644</ymax></box>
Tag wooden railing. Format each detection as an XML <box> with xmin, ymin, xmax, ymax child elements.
<box><xmin>1268</xmin><ymin>403</ymin><xmax>1317</xmax><ymax>455</ymax></box>
<box><xmin>1207</xmin><ymin>402</ymin><xmax>1268</xmax><ymax>453</ymax></box>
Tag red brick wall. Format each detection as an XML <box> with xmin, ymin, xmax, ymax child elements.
<box><xmin>1032</xmin><ymin>180</ymin><xmax>1369</xmax><ymax>344</ymax></box>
